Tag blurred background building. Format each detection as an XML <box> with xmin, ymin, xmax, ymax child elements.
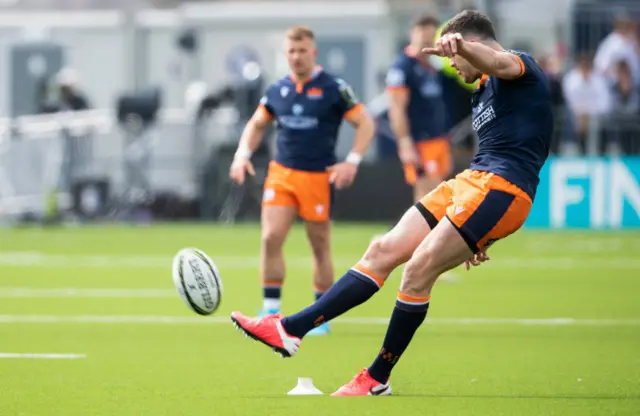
<box><xmin>0</xmin><ymin>0</ymin><xmax>638</xmax><ymax>229</ymax></box>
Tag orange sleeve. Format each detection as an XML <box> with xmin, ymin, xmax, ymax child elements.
<box><xmin>343</xmin><ymin>102</ymin><xmax>365</xmax><ymax>122</ymax></box>
<box><xmin>258</xmin><ymin>104</ymin><xmax>274</xmax><ymax>121</ymax></box>
<box><xmin>513</xmin><ymin>55</ymin><xmax>526</xmax><ymax>78</ymax></box>
<box><xmin>385</xmin><ymin>85</ymin><xmax>409</xmax><ymax>92</ymax></box>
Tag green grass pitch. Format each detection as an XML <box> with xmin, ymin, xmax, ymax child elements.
<box><xmin>0</xmin><ymin>223</ymin><xmax>638</xmax><ymax>415</ymax></box>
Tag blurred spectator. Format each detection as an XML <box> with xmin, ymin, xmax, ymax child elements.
<box><xmin>604</xmin><ymin>60</ymin><xmax>640</xmax><ymax>154</ymax></box>
<box><xmin>562</xmin><ymin>54</ymin><xmax>612</xmax><ymax>153</ymax></box>
<box><xmin>537</xmin><ymin>54</ymin><xmax>564</xmax><ymax>107</ymax></box>
<box><xmin>537</xmin><ymin>54</ymin><xmax>565</xmax><ymax>154</ymax></box>
<box><xmin>38</xmin><ymin>67</ymin><xmax>91</xmax><ymax>113</ymax></box>
<box><xmin>594</xmin><ymin>13</ymin><xmax>640</xmax><ymax>85</ymax></box>
<box><xmin>56</xmin><ymin>68</ymin><xmax>91</xmax><ymax>111</ymax></box>
<box><xmin>610</xmin><ymin>60</ymin><xmax>640</xmax><ymax>114</ymax></box>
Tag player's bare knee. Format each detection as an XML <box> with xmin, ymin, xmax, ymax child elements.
<box><xmin>261</xmin><ymin>230</ymin><xmax>286</xmax><ymax>255</ymax></box>
<box><xmin>360</xmin><ymin>235</ymin><xmax>408</xmax><ymax>276</ymax></box>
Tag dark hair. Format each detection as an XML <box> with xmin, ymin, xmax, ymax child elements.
<box><xmin>413</xmin><ymin>14</ymin><xmax>440</xmax><ymax>29</ymax></box>
<box><xmin>441</xmin><ymin>10</ymin><xmax>496</xmax><ymax>40</ymax></box>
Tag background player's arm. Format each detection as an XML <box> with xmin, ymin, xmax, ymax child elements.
<box><xmin>230</xmin><ymin>103</ymin><xmax>274</xmax><ymax>185</ymax></box>
<box><xmin>385</xmin><ymin>68</ymin><xmax>420</xmax><ymax>166</ymax></box>
<box><xmin>328</xmin><ymin>80</ymin><xmax>373</xmax><ymax>189</ymax></box>
<box><xmin>345</xmin><ymin>104</ymin><xmax>375</xmax><ymax>157</ymax></box>
<box><xmin>387</xmin><ymin>88</ymin><xmax>412</xmax><ymax>145</ymax></box>
<box><xmin>336</xmin><ymin>80</ymin><xmax>374</xmax><ymax>164</ymax></box>
<box><xmin>235</xmin><ymin>103</ymin><xmax>273</xmax><ymax>158</ymax></box>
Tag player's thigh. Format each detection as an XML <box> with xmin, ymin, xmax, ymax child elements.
<box><xmin>445</xmin><ymin>170</ymin><xmax>533</xmax><ymax>253</ymax></box>
<box><xmin>261</xmin><ymin>161</ymin><xmax>299</xmax><ymax>239</ymax></box>
<box><xmin>304</xmin><ymin>219</ymin><xmax>331</xmax><ymax>256</ymax></box>
<box><xmin>401</xmin><ymin>216</ymin><xmax>474</xmax><ymax>295</ymax></box>
<box><xmin>358</xmin><ymin>205</ymin><xmax>432</xmax><ymax>275</ymax></box>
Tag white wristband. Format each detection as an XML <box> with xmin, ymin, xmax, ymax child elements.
<box><xmin>345</xmin><ymin>151</ymin><xmax>362</xmax><ymax>165</ymax></box>
<box><xmin>234</xmin><ymin>144</ymin><xmax>252</xmax><ymax>160</ymax></box>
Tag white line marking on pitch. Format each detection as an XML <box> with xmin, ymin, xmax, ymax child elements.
<box><xmin>0</xmin><ymin>353</ymin><xmax>86</xmax><ymax>359</ymax></box>
<box><xmin>0</xmin><ymin>315</ymin><xmax>638</xmax><ymax>326</ymax></box>
<box><xmin>0</xmin><ymin>252</ymin><xmax>638</xmax><ymax>269</ymax></box>
<box><xmin>0</xmin><ymin>288</ymin><xmax>175</xmax><ymax>298</ymax></box>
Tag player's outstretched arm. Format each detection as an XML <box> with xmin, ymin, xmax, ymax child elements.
<box><xmin>458</xmin><ymin>40</ymin><xmax>524</xmax><ymax>80</ymax></box>
<box><xmin>424</xmin><ymin>33</ymin><xmax>524</xmax><ymax>80</ymax></box>
<box><xmin>229</xmin><ymin>106</ymin><xmax>272</xmax><ymax>185</ymax></box>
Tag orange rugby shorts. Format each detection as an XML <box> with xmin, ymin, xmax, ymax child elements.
<box><xmin>262</xmin><ymin>161</ymin><xmax>333</xmax><ymax>222</ymax></box>
<box><xmin>404</xmin><ymin>138</ymin><xmax>452</xmax><ymax>185</ymax></box>
<box><xmin>415</xmin><ymin>169</ymin><xmax>532</xmax><ymax>252</ymax></box>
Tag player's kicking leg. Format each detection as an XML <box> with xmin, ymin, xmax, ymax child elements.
<box><xmin>230</xmin><ymin>206</ymin><xmax>431</xmax><ymax>357</ymax></box>
<box><xmin>257</xmin><ymin>205</ymin><xmax>298</xmax><ymax>317</ymax></box>
<box><xmin>331</xmin><ymin>217</ymin><xmax>472</xmax><ymax>396</ymax></box>
<box><xmin>411</xmin><ymin>139</ymin><xmax>460</xmax><ymax>284</ymax></box>
<box><xmin>332</xmin><ymin>170</ymin><xmax>533</xmax><ymax>396</ymax></box>
<box><xmin>303</xmin><ymin>220</ymin><xmax>334</xmax><ymax>336</ymax></box>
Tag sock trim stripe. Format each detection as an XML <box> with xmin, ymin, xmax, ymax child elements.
<box><xmin>352</xmin><ymin>264</ymin><xmax>384</xmax><ymax>288</ymax></box>
<box><xmin>397</xmin><ymin>292</ymin><xmax>431</xmax><ymax>305</ymax></box>
<box><xmin>313</xmin><ymin>285</ymin><xmax>330</xmax><ymax>294</ymax></box>
<box><xmin>261</xmin><ymin>281</ymin><xmax>284</xmax><ymax>288</ymax></box>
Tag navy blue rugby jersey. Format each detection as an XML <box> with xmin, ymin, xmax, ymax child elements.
<box><xmin>258</xmin><ymin>66</ymin><xmax>364</xmax><ymax>172</ymax></box>
<box><xmin>469</xmin><ymin>50</ymin><xmax>554</xmax><ymax>200</ymax></box>
<box><xmin>385</xmin><ymin>47</ymin><xmax>448</xmax><ymax>141</ymax></box>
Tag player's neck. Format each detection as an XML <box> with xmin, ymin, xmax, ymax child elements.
<box><xmin>292</xmin><ymin>72</ymin><xmax>311</xmax><ymax>83</ymax></box>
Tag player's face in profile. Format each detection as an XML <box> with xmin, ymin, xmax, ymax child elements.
<box><xmin>411</xmin><ymin>25</ymin><xmax>437</xmax><ymax>49</ymax></box>
<box><xmin>449</xmin><ymin>55</ymin><xmax>481</xmax><ymax>83</ymax></box>
<box><xmin>285</xmin><ymin>38</ymin><xmax>316</xmax><ymax>77</ymax></box>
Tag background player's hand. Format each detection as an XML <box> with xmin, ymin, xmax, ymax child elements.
<box><xmin>464</xmin><ymin>249</ymin><xmax>490</xmax><ymax>271</ymax></box>
<box><xmin>327</xmin><ymin>162</ymin><xmax>358</xmax><ymax>190</ymax></box>
<box><xmin>229</xmin><ymin>157</ymin><xmax>255</xmax><ymax>185</ymax></box>
<box><xmin>422</xmin><ymin>33</ymin><xmax>464</xmax><ymax>58</ymax></box>
<box><xmin>397</xmin><ymin>137</ymin><xmax>420</xmax><ymax>166</ymax></box>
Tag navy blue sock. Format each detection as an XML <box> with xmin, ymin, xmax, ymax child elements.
<box><xmin>282</xmin><ymin>267</ymin><xmax>383</xmax><ymax>338</ymax></box>
<box><xmin>314</xmin><ymin>290</ymin><xmax>325</xmax><ymax>302</ymax></box>
<box><xmin>262</xmin><ymin>283</ymin><xmax>282</xmax><ymax>311</ymax></box>
<box><xmin>367</xmin><ymin>293</ymin><xmax>430</xmax><ymax>384</ymax></box>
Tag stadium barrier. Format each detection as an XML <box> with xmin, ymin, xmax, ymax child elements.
<box><xmin>526</xmin><ymin>157</ymin><xmax>640</xmax><ymax>229</ymax></box>
<box><xmin>0</xmin><ymin>108</ymin><xmax>240</xmax><ymax>221</ymax></box>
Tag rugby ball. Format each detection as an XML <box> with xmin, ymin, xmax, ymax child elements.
<box><xmin>172</xmin><ymin>247</ymin><xmax>223</xmax><ymax>315</ymax></box>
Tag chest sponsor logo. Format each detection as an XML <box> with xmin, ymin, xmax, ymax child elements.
<box><xmin>472</xmin><ymin>101</ymin><xmax>496</xmax><ymax>131</ymax></box>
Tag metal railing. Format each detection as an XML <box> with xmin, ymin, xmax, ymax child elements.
<box><xmin>0</xmin><ymin>107</ymin><xmax>241</xmax><ymax>221</ymax></box>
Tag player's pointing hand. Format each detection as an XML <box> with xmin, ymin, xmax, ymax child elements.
<box><xmin>422</xmin><ymin>33</ymin><xmax>464</xmax><ymax>58</ymax></box>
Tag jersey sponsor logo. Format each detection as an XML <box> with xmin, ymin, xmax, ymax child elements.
<box><xmin>280</xmin><ymin>86</ymin><xmax>289</xmax><ymax>98</ymax></box>
<box><xmin>472</xmin><ymin>102</ymin><xmax>496</xmax><ymax>131</ymax></box>
<box><xmin>278</xmin><ymin>104</ymin><xmax>318</xmax><ymax>130</ymax></box>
